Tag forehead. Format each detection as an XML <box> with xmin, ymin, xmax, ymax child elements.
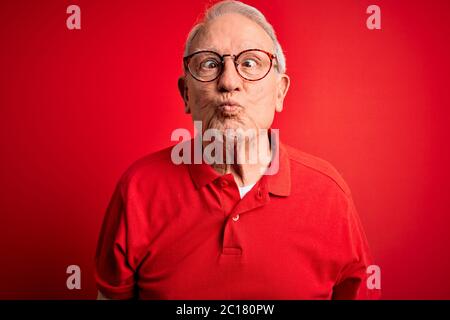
<box><xmin>190</xmin><ymin>13</ymin><xmax>274</xmax><ymax>54</ymax></box>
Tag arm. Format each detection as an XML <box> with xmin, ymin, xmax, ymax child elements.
<box><xmin>95</xmin><ymin>178</ymin><xmax>137</xmax><ymax>300</ymax></box>
<box><xmin>331</xmin><ymin>196</ymin><xmax>380</xmax><ymax>300</ymax></box>
<box><xmin>97</xmin><ymin>290</ymin><xmax>111</xmax><ymax>300</ymax></box>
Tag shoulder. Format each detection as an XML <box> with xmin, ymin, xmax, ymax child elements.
<box><xmin>282</xmin><ymin>143</ymin><xmax>353</xmax><ymax>198</ymax></box>
<box><xmin>117</xmin><ymin>144</ymin><xmax>183</xmax><ymax>194</ymax></box>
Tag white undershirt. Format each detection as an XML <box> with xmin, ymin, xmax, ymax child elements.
<box><xmin>238</xmin><ymin>183</ymin><xmax>256</xmax><ymax>199</ymax></box>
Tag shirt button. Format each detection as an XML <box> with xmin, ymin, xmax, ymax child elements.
<box><xmin>220</xmin><ymin>180</ymin><xmax>229</xmax><ymax>188</ymax></box>
<box><xmin>232</xmin><ymin>214</ymin><xmax>240</xmax><ymax>222</ymax></box>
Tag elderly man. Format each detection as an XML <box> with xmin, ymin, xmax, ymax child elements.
<box><xmin>95</xmin><ymin>0</ymin><xmax>376</xmax><ymax>300</ymax></box>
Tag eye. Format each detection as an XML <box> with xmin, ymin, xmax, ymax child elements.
<box><xmin>241</xmin><ymin>59</ymin><xmax>257</xmax><ymax>68</ymax></box>
<box><xmin>201</xmin><ymin>59</ymin><xmax>220</xmax><ymax>69</ymax></box>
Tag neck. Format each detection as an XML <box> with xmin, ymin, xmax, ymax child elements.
<box><xmin>204</xmin><ymin>131</ymin><xmax>272</xmax><ymax>187</ymax></box>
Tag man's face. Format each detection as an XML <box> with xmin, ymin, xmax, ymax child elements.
<box><xmin>179</xmin><ymin>13</ymin><xmax>290</xmax><ymax>135</ymax></box>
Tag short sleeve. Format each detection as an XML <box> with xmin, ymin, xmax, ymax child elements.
<box><xmin>331</xmin><ymin>197</ymin><xmax>381</xmax><ymax>300</ymax></box>
<box><xmin>94</xmin><ymin>179</ymin><xmax>136</xmax><ymax>299</ymax></box>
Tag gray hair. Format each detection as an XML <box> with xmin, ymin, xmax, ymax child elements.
<box><xmin>183</xmin><ymin>0</ymin><xmax>286</xmax><ymax>74</ymax></box>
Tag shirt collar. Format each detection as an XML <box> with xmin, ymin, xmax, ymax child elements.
<box><xmin>186</xmin><ymin>135</ymin><xmax>291</xmax><ymax>197</ymax></box>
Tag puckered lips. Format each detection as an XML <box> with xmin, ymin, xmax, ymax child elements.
<box><xmin>216</xmin><ymin>99</ymin><xmax>242</xmax><ymax>117</ymax></box>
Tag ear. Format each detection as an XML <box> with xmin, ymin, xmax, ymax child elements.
<box><xmin>275</xmin><ymin>73</ymin><xmax>290</xmax><ymax>112</ymax></box>
<box><xmin>178</xmin><ymin>76</ymin><xmax>190</xmax><ymax>114</ymax></box>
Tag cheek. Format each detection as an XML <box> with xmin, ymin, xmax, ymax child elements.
<box><xmin>246</xmin><ymin>82</ymin><xmax>278</xmax><ymax>114</ymax></box>
<box><xmin>243</xmin><ymin>82</ymin><xmax>278</xmax><ymax>128</ymax></box>
<box><xmin>188</xmin><ymin>84</ymin><xmax>219</xmax><ymax>122</ymax></box>
<box><xmin>188</xmin><ymin>84</ymin><xmax>208</xmax><ymax>104</ymax></box>
<box><xmin>188</xmin><ymin>84</ymin><xmax>210</xmax><ymax>107</ymax></box>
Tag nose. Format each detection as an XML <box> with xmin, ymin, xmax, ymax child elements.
<box><xmin>217</xmin><ymin>56</ymin><xmax>243</xmax><ymax>93</ymax></box>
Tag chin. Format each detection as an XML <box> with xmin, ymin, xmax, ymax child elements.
<box><xmin>216</xmin><ymin>122</ymin><xmax>252</xmax><ymax>135</ymax></box>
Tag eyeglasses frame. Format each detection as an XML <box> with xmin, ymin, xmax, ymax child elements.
<box><xmin>183</xmin><ymin>48</ymin><xmax>277</xmax><ymax>82</ymax></box>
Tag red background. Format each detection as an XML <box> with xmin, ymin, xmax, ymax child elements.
<box><xmin>1</xmin><ymin>0</ymin><xmax>449</xmax><ymax>299</ymax></box>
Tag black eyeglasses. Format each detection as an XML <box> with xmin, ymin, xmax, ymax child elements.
<box><xmin>183</xmin><ymin>49</ymin><xmax>277</xmax><ymax>82</ymax></box>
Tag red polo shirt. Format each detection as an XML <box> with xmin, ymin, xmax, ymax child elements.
<box><xmin>95</xmin><ymin>139</ymin><xmax>379</xmax><ymax>299</ymax></box>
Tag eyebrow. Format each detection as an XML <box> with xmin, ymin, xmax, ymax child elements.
<box><xmin>190</xmin><ymin>47</ymin><xmax>217</xmax><ymax>53</ymax></box>
<box><xmin>189</xmin><ymin>45</ymin><xmax>269</xmax><ymax>55</ymax></box>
